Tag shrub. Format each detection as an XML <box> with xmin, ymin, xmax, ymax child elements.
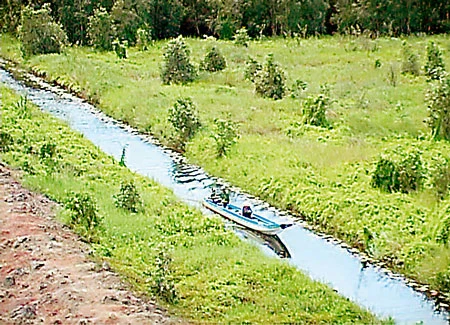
<box><xmin>39</xmin><ymin>142</ymin><xmax>56</xmax><ymax>159</ymax></box>
<box><xmin>401</xmin><ymin>41</ymin><xmax>420</xmax><ymax>76</ymax></box>
<box><xmin>437</xmin><ymin>215</ymin><xmax>450</xmax><ymax>245</ymax></box>
<box><xmin>200</xmin><ymin>47</ymin><xmax>226</xmax><ymax>72</ymax></box>
<box><xmin>160</xmin><ymin>36</ymin><xmax>196</xmax><ymax>85</ymax></box>
<box><xmin>425</xmin><ymin>41</ymin><xmax>446</xmax><ymax>81</ymax></box>
<box><xmin>371</xmin><ymin>149</ymin><xmax>424</xmax><ymax>194</ymax></box>
<box><xmin>426</xmin><ymin>75</ymin><xmax>450</xmax><ymax>140</ymax></box>
<box><xmin>136</xmin><ymin>28</ymin><xmax>153</xmax><ymax>51</ymax></box>
<box><xmin>18</xmin><ymin>4</ymin><xmax>67</xmax><ymax>57</ymax></box>
<box><xmin>88</xmin><ymin>7</ymin><xmax>115</xmax><ymax>51</ymax></box>
<box><xmin>113</xmin><ymin>180</ymin><xmax>142</xmax><ymax>213</ymax></box>
<box><xmin>168</xmin><ymin>97</ymin><xmax>201</xmax><ymax>150</ymax></box>
<box><xmin>244</xmin><ymin>57</ymin><xmax>262</xmax><ymax>83</ymax></box>
<box><xmin>302</xmin><ymin>84</ymin><xmax>331</xmax><ymax>127</ymax></box>
<box><xmin>433</xmin><ymin>160</ymin><xmax>450</xmax><ymax>200</ymax></box>
<box><xmin>290</xmin><ymin>79</ymin><xmax>308</xmax><ymax>99</ymax></box>
<box><xmin>254</xmin><ymin>54</ymin><xmax>286</xmax><ymax>100</ymax></box>
<box><xmin>113</xmin><ymin>39</ymin><xmax>127</xmax><ymax>59</ymax></box>
<box><xmin>211</xmin><ymin>117</ymin><xmax>239</xmax><ymax>157</ymax></box>
<box><xmin>64</xmin><ymin>192</ymin><xmax>102</xmax><ymax>242</ymax></box>
<box><xmin>0</xmin><ymin>132</ymin><xmax>13</xmax><ymax>152</ymax></box>
<box><xmin>151</xmin><ymin>249</ymin><xmax>177</xmax><ymax>303</ymax></box>
<box><xmin>233</xmin><ymin>27</ymin><xmax>250</xmax><ymax>47</ymax></box>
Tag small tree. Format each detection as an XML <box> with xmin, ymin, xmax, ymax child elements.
<box><xmin>426</xmin><ymin>75</ymin><xmax>450</xmax><ymax>140</ymax></box>
<box><xmin>19</xmin><ymin>4</ymin><xmax>67</xmax><ymax>57</ymax></box>
<box><xmin>401</xmin><ymin>41</ymin><xmax>420</xmax><ymax>76</ymax></box>
<box><xmin>233</xmin><ymin>27</ymin><xmax>250</xmax><ymax>47</ymax></box>
<box><xmin>160</xmin><ymin>36</ymin><xmax>196</xmax><ymax>84</ymax></box>
<box><xmin>302</xmin><ymin>84</ymin><xmax>331</xmax><ymax>127</ymax></box>
<box><xmin>211</xmin><ymin>118</ymin><xmax>239</xmax><ymax>157</ymax></box>
<box><xmin>425</xmin><ymin>41</ymin><xmax>446</xmax><ymax>81</ymax></box>
<box><xmin>254</xmin><ymin>54</ymin><xmax>286</xmax><ymax>100</ymax></box>
<box><xmin>168</xmin><ymin>97</ymin><xmax>201</xmax><ymax>149</ymax></box>
<box><xmin>88</xmin><ymin>7</ymin><xmax>115</xmax><ymax>51</ymax></box>
<box><xmin>200</xmin><ymin>47</ymin><xmax>226</xmax><ymax>72</ymax></box>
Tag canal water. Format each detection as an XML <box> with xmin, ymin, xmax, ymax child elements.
<box><xmin>1</xmin><ymin>67</ymin><xmax>448</xmax><ymax>324</ymax></box>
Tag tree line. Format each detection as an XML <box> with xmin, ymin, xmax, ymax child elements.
<box><xmin>1</xmin><ymin>0</ymin><xmax>449</xmax><ymax>45</ymax></box>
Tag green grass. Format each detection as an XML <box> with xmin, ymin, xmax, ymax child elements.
<box><xmin>0</xmin><ymin>86</ymin><xmax>384</xmax><ymax>323</ymax></box>
<box><xmin>1</xmin><ymin>32</ymin><xmax>450</xmax><ymax>300</ymax></box>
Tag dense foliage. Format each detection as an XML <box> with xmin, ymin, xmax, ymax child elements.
<box><xmin>18</xmin><ymin>4</ymin><xmax>67</xmax><ymax>57</ymax></box>
<box><xmin>88</xmin><ymin>7</ymin><xmax>115</xmax><ymax>51</ymax></box>
<box><xmin>427</xmin><ymin>75</ymin><xmax>450</xmax><ymax>140</ymax></box>
<box><xmin>2</xmin><ymin>0</ymin><xmax>449</xmax><ymax>45</ymax></box>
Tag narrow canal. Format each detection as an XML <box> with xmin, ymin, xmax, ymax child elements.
<box><xmin>1</xmin><ymin>67</ymin><xmax>448</xmax><ymax>324</ymax></box>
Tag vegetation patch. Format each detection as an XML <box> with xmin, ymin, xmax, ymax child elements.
<box><xmin>0</xmin><ymin>86</ymin><xmax>382</xmax><ymax>323</ymax></box>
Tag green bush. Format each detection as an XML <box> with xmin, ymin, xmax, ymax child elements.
<box><xmin>18</xmin><ymin>4</ymin><xmax>67</xmax><ymax>57</ymax></box>
<box><xmin>426</xmin><ymin>75</ymin><xmax>450</xmax><ymax>140</ymax></box>
<box><xmin>233</xmin><ymin>27</ymin><xmax>250</xmax><ymax>47</ymax></box>
<box><xmin>371</xmin><ymin>149</ymin><xmax>424</xmax><ymax>194</ymax></box>
<box><xmin>211</xmin><ymin>117</ymin><xmax>239</xmax><ymax>157</ymax></box>
<box><xmin>160</xmin><ymin>36</ymin><xmax>197</xmax><ymax>85</ymax></box>
<box><xmin>113</xmin><ymin>39</ymin><xmax>127</xmax><ymax>59</ymax></box>
<box><xmin>64</xmin><ymin>192</ymin><xmax>102</xmax><ymax>242</ymax></box>
<box><xmin>400</xmin><ymin>41</ymin><xmax>420</xmax><ymax>76</ymax></box>
<box><xmin>113</xmin><ymin>180</ymin><xmax>142</xmax><ymax>213</ymax></box>
<box><xmin>200</xmin><ymin>47</ymin><xmax>226</xmax><ymax>72</ymax></box>
<box><xmin>433</xmin><ymin>160</ymin><xmax>450</xmax><ymax>200</ymax></box>
<box><xmin>136</xmin><ymin>28</ymin><xmax>153</xmax><ymax>51</ymax></box>
<box><xmin>425</xmin><ymin>41</ymin><xmax>446</xmax><ymax>81</ymax></box>
<box><xmin>254</xmin><ymin>54</ymin><xmax>286</xmax><ymax>100</ymax></box>
<box><xmin>88</xmin><ymin>7</ymin><xmax>115</xmax><ymax>51</ymax></box>
<box><xmin>168</xmin><ymin>97</ymin><xmax>201</xmax><ymax>150</ymax></box>
<box><xmin>302</xmin><ymin>84</ymin><xmax>331</xmax><ymax>127</ymax></box>
<box><xmin>244</xmin><ymin>56</ymin><xmax>262</xmax><ymax>83</ymax></box>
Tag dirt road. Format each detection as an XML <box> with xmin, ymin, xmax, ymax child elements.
<box><xmin>0</xmin><ymin>164</ymin><xmax>179</xmax><ymax>324</ymax></box>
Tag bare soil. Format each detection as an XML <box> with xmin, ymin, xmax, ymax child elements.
<box><xmin>0</xmin><ymin>164</ymin><xmax>181</xmax><ymax>324</ymax></box>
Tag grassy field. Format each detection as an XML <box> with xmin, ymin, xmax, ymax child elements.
<box><xmin>1</xmin><ymin>32</ymin><xmax>450</xmax><ymax>299</ymax></box>
<box><xmin>0</xmin><ymin>86</ymin><xmax>384</xmax><ymax>323</ymax></box>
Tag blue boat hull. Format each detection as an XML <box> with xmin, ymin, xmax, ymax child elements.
<box><xmin>202</xmin><ymin>199</ymin><xmax>291</xmax><ymax>235</ymax></box>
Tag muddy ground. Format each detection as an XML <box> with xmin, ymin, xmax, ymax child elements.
<box><xmin>0</xmin><ymin>163</ymin><xmax>181</xmax><ymax>324</ymax></box>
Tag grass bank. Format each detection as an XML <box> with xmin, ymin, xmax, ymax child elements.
<box><xmin>1</xmin><ymin>32</ymin><xmax>450</xmax><ymax>300</ymax></box>
<box><xmin>0</xmin><ymin>86</ymin><xmax>383</xmax><ymax>323</ymax></box>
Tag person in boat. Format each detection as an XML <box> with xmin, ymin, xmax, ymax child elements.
<box><xmin>242</xmin><ymin>201</ymin><xmax>253</xmax><ymax>218</ymax></box>
<box><xmin>210</xmin><ymin>187</ymin><xmax>221</xmax><ymax>204</ymax></box>
<box><xmin>220</xmin><ymin>188</ymin><xmax>230</xmax><ymax>207</ymax></box>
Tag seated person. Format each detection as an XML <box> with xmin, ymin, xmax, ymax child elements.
<box><xmin>242</xmin><ymin>202</ymin><xmax>253</xmax><ymax>218</ymax></box>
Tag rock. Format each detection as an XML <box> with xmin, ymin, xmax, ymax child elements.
<box><xmin>32</xmin><ymin>261</ymin><xmax>45</xmax><ymax>270</ymax></box>
<box><xmin>11</xmin><ymin>304</ymin><xmax>36</xmax><ymax>320</ymax></box>
<box><xmin>4</xmin><ymin>276</ymin><xmax>15</xmax><ymax>287</ymax></box>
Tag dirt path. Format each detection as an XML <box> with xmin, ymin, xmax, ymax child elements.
<box><xmin>0</xmin><ymin>164</ymin><xmax>180</xmax><ymax>324</ymax></box>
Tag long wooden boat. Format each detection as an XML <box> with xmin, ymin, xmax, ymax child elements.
<box><xmin>202</xmin><ymin>198</ymin><xmax>292</xmax><ymax>236</ymax></box>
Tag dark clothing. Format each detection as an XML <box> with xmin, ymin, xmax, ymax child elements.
<box><xmin>220</xmin><ymin>191</ymin><xmax>230</xmax><ymax>206</ymax></box>
<box><xmin>242</xmin><ymin>205</ymin><xmax>252</xmax><ymax>218</ymax></box>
